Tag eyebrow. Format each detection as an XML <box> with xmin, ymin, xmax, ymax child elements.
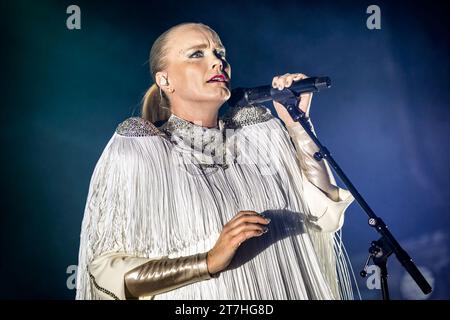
<box><xmin>182</xmin><ymin>44</ymin><xmax>226</xmax><ymax>54</ymax></box>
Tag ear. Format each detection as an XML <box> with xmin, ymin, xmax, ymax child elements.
<box><xmin>155</xmin><ymin>71</ymin><xmax>173</xmax><ymax>93</ymax></box>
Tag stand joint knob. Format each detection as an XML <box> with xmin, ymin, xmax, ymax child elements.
<box><xmin>313</xmin><ymin>152</ymin><xmax>323</xmax><ymax>161</ymax></box>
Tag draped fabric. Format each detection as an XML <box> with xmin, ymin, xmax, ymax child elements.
<box><xmin>76</xmin><ymin>104</ymin><xmax>356</xmax><ymax>300</ymax></box>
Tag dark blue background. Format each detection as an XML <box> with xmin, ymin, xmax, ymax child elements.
<box><xmin>2</xmin><ymin>0</ymin><xmax>449</xmax><ymax>299</ymax></box>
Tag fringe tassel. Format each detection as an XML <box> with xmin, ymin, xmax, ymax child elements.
<box><xmin>77</xmin><ymin>114</ymin><xmax>355</xmax><ymax>300</ymax></box>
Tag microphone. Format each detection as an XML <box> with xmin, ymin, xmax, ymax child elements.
<box><xmin>227</xmin><ymin>76</ymin><xmax>331</xmax><ymax>108</ymax></box>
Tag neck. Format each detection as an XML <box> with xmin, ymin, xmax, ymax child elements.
<box><xmin>170</xmin><ymin>100</ymin><xmax>222</xmax><ymax>128</ymax></box>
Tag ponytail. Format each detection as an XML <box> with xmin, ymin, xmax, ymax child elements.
<box><xmin>141</xmin><ymin>83</ymin><xmax>171</xmax><ymax>124</ymax></box>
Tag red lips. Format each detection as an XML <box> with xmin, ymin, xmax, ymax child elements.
<box><xmin>207</xmin><ymin>74</ymin><xmax>229</xmax><ymax>83</ymax></box>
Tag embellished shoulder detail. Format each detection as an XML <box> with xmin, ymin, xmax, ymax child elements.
<box><xmin>222</xmin><ymin>104</ymin><xmax>274</xmax><ymax>129</ymax></box>
<box><xmin>116</xmin><ymin>117</ymin><xmax>164</xmax><ymax>137</ymax></box>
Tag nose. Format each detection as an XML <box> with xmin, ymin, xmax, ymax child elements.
<box><xmin>211</xmin><ymin>52</ymin><xmax>228</xmax><ymax>72</ymax></box>
<box><xmin>212</xmin><ymin>58</ymin><xmax>224</xmax><ymax>72</ymax></box>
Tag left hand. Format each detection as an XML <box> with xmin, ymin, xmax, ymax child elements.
<box><xmin>272</xmin><ymin>73</ymin><xmax>313</xmax><ymax>127</ymax></box>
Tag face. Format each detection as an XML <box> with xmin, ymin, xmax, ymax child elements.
<box><xmin>159</xmin><ymin>24</ymin><xmax>232</xmax><ymax>107</ymax></box>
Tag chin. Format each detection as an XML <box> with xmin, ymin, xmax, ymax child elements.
<box><xmin>207</xmin><ymin>91</ymin><xmax>231</xmax><ymax>102</ymax></box>
<box><xmin>220</xmin><ymin>87</ymin><xmax>232</xmax><ymax>100</ymax></box>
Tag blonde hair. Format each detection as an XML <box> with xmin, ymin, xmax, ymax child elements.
<box><xmin>141</xmin><ymin>22</ymin><xmax>223</xmax><ymax>124</ymax></box>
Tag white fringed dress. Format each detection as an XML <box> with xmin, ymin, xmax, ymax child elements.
<box><xmin>76</xmin><ymin>104</ymin><xmax>355</xmax><ymax>300</ymax></box>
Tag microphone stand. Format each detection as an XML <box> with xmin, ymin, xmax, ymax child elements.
<box><xmin>273</xmin><ymin>85</ymin><xmax>432</xmax><ymax>300</ymax></box>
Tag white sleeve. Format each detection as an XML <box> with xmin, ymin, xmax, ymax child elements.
<box><xmin>286</xmin><ymin>120</ymin><xmax>354</xmax><ymax>232</ymax></box>
<box><xmin>88</xmin><ymin>252</ymin><xmax>152</xmax><ymax>300</ymax></box>
<box><xmin>88</xmin><ymin>251</ymin><xmax>212</xmax><ymax>300</ymax></box>
<box><xmin>300</xmin><ymin>169</ymin><xmax>354</xmax><ymax>232</ymax></box>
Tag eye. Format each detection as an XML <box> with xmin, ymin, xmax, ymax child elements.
<box><xmin>189</xmin><ymin>50</ymin><xmax>204</xmax><ymax>58</ymax></box>
<box><xmin>216</xmin><ymin>50</ymin><xmax>226</xmax><ymax>58</ymax></box>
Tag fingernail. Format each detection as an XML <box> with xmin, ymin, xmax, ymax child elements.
<box><xmin>265</xmin><ymin>218</ymin><xmax>271</xmax><ymax>223</ymax></box>
<box><xmin>262</xmin><ymin>227</ymin><xmax>269</xmax><ymax>233</ymax></box>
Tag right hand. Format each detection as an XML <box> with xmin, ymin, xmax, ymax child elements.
<box><xmin>206</xmin><ymin>211</ymin><xmax>271</xmax><ymax>275</ymax></box>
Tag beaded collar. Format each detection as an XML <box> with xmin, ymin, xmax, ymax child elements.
<box><xmin>161</xmin><ymin>113</ymin><xmax>229</xmax><ymax>170</ymax></box>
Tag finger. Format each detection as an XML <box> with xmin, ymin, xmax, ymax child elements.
<box><xmin>227</xmin><ymin>213</ymin><xmax>270</xmax><ymax>230</ymax></box>
<box><xmin>272</xmin><ymin>76</ymin><xmax>279</xmax><ymax>87</ymax></box>
<box><xmin>280</xmin><ymin>73</ymin><xmax>297</xmax><ymax>90</ymax></box>
<box><xmin>285</xmin><ymin>73</ymin><xmax>308</xmax><ymax>89</ymax></box>
<box><xmin>230</xmin><ymin>210</ymin><xmax>258</xmax><ymax>221</ymax></box>
<box><xmin>274</xmin><ymin>79</ymin><xmax>284</xmax><ymax>90</ymax></box>
<box><xmin>232</xmin><ymin>230</ymin><xmax>266</xmax><ymax>249</ymax></box>
<box><xmin>235</xmin><ymin>211</ymin><xmax>269</xmax><ymax>223</ymax></box>
<box><xmin>273</xmin><ymin>80</ymin><xmax>283</xmax><ymax>90</ymax></box>
<box><xmin>276</xmin><ymin>78</ymin><xmax>286</xmax><ymax>90</ymax></box>
<box><xmin>293</xmin><ymin>73</ymin><xmax>307</xmax><ymax>80</ymax></box>
<box><xmin>232</xmin><ymin>228</ymin><xmax>268</xmax><ymax>248</ymax></box>
<box><xmin>281</xmin><ymin>74</ymin><xmax>292</xmax><ymax>87</ymax></box>
<box><xmin>274</xmin><ymin>74</ymin><xmax>291</xmax><ymax>90</ymax></box>
<box><xmin>228</xmin><ymin>221</ymin><xmax>268</xmax><ymax>237</ymax></box>
<box><xmin>285</xmin><ymin>77</ymin><xmax>294</xmax><ymax>88</ymax></box>
<box><xmin>225</xmin><ymin>211</ymin><xmax>259</xmax><ymax>229</ymax></box>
